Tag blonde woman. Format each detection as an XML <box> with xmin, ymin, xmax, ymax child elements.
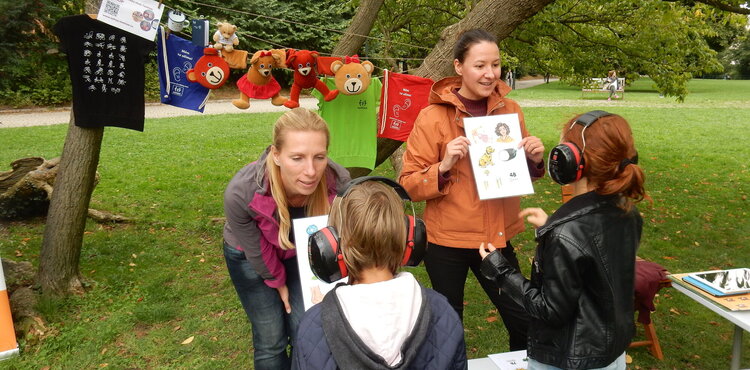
<box><xmin>223</xmin><ymin>108</ymin><xmax>350</xmax><ymax>370</ymax></box>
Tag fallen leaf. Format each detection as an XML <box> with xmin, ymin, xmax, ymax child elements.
<box><xmin>182</xmin><ymin>336</ymin><xmax>194</xmax><ymax>344</ymax></box>
<box><xmin>99</xmin><ymin>364</ymin><xmax>108</xmax><ymax>368</ymax></box>
<box><xmin>669</xmin><ymin>308</ymin><xmax>681</xmax><ymax>315</ymax></box>
<box><xmin>100</xmin><ymin>348</ymin><xmax>108</xmax><ymax>355</ymax></box>
<box><xmin>625</xmin><ymin>354</ymin><xmax>632</xmax><ymax>364</ymax></box>
<box><xmin>199</xmin><ymin>258</ymin><xmax>205</xmax><ymax>263</ymax></box>
<box><xmin>173</xmin><ymin>325</ymin><xmax>181</xmax><ymax>332</ymax></box>
<box><xmin>129</xmin><ymin>263</ymin><xmax>136</xmax><ymax>267</ymax></box>
<box><xmin>15</xmin><ymin>250</ymin><xmax>23</xmax><ymax>257</ymax></box>
<box><xmin>132</xmin><ymin>254</ymin><xmax>138</xmax><ymax>258</ymax></box>
<box><xmin>485</xmin><ymin>316</ymin><xmax>498</xmax><ymax>323</ymax></box>
<box><xmin>694</xmin><ymin>241</ymin><xmax>700</xmax><ymax>246</ymax></box>
<box><xmin>708</xmin><ymin>321</ymin><xmax>719</xmax><ymax>326</ymax></box>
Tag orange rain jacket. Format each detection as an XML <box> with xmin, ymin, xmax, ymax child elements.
<box><xmin>399</xmin><ymin>76</ymin><xmax>544</xmax><ymax>249</ymax></box>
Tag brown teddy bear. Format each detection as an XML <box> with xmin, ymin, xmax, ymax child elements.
<box><xmin>212</xmin><ymin>22</ymin><xmax>239</xmax><ymax>53</ymax></box>
<box><xmin>330</xmin><ymin>55</ymin><xmax>374</xmax><ymax>95</ymax></box>
<box><xmin>233</xmin><ymin>49</ymin><xmax>288</xmax><ymax>109</ymax></box>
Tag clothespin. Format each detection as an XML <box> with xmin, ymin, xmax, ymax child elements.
<box><xmin>158</xmin><ymin>0</ymin><xmax>163</xmax><ymax>8</ymax></box>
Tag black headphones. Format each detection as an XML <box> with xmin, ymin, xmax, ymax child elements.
<box><xmin>308</xmin><ymin>176</ymin><xmax>427</xmax><ymax>284</ymax></box>
<box><xmin>548</xmin><ymin>110</ymin><xmax>639</xmax><ymax>185</ymax></box>
<box><xmin>548</xmin><ymin>110</ymin><xmax>612</xmax><ymax>185</ymax></box>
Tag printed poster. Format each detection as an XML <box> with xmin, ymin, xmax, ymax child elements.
<box><xmin>488</xmin><ymin>350</ymin><xmax>529</xmax><ymax>370</ymax></box>
<box><xmin>464</xmin><ymin>113</ymin><xmax>535</xmax><ymax>200</ymax></box>
<box><xmin>293</xmin><ymin>216</ymin><xmax>347</xmax><ymax>311</ymax></box>
<box><xmin>97</xmin><ymin>0</ymin><xmax>164</xmax><ymax>41</ymax></box>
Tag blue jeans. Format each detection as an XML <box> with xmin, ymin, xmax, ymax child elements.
<box><xmin>528</xmin><ymin>352</ymin><xmax>626</xmax><ymax>370</ymax></box>
<box><xmin>223</xmin><ymin>242</ymin><xmax>303</xmax><ymax>370</ymax></box>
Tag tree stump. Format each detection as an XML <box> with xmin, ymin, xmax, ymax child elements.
<box><xmin>0</xmin><ymin>157</ymin><xmax>110</xmax><ymax>221</ymax></box>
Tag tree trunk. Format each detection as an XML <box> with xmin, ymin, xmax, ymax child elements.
<box><xmin>331</xmin><ymin>0</ymin><xmax>385</xmax><ymax>57</ymax></box>
<box><xmin>412</xmin><ymin>0</ymin><xmax>556</xmax><ymax>80</ymax></box>
<box><xmin>38</xmin><ymin>108</ymin><xmax>103</xmax><ymax>294</ymax></box>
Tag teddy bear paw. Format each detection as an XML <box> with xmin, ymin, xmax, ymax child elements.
<box><xmin>324</xmin><ymin>90</ymin><xmax>339</xmax><ymax>102</ymax></box>
<box><xmin>232</xmin><ymin>99</ymin><xmax>250</xmax><ymax>109</ymax></box>
<box><xmin>224</xmin><ymin>46</ymin><xmax>234</xmax><ymax>53</ymax></box>
<box><xmin>271</xmin><ymin>95</ymin><xmax>288</xmax><ymax>106</ymax></box>
<box><xmin>284</xmin><ymin>100</ymin><xmax>300</xmax><ymax>109</ymax></box>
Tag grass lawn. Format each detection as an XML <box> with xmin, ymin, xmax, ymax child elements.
<box><xmin>1</xmin><ymin>78</ymin><xmax>749</xmax><ymax>369</ymax></box>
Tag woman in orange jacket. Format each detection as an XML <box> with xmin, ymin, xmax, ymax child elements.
<box><xmin>399</xmin><ymin>29</ymin><xmax>545</xmax><ymax>351</ymax></box>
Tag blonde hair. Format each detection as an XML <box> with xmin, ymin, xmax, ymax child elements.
<box><xmin>266</xmin><ymin>108</ymin><xmax>331</xmax><ymax>250</ymax></box>
<box><xmin>329</xmin><ymin>181</ymin><xmax>406</xmax><ymax>283</ymax></box>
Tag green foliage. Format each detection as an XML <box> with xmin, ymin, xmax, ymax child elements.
<box><xmin>0</xmin><ymin>0</ymin><xmax>83</xmax><ymax>107</ymax></box>
<box><xmin>502</xmin><ymin>0</ymin><xmax>748</xmax><ymax>100</ymax></box>
<box><xmin>1</xmin><ymin>79</ymin><xmax>750</xmax><ymax>368</ymax></box>
<box><xmin>364</xmin><ymin>0</ymin><xmax>466</xmax><ymax>70</ymax></box>
<box><xmin>169</xmin><ymin>0</ymin><xmax>352</xmax><ymax>53</ymax></box>
<box><xmin>721</xmin><ymin>28</ymin><xmax>750</xmax><ymax>78</ymax></box>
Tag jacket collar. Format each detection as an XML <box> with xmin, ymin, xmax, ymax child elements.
<box><xmin>537</xmin><ymin>191</ymin><xmax>621</xmax><ymax>238</ymax></box>
<box><xmin>428</xmin><ymin>76</ymin><xmax>512</xmax><ymax>118</ymax></box>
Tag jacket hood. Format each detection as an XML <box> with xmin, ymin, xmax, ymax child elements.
<box><xmin>429</xmin><ymin>76</ymin><xmax>513</xmax><ymax>111</ymax></box>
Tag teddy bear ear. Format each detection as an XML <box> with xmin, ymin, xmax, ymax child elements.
<box><xmin>232</xmin><ymin>25</ymin><xmax>237</xmax><ymax>32</ymax></box>
<box><xmin>250</xmin><ymin>51</ymin><xmax>261</xmax><ymax>65</ymax></box>
<box><xmin>362</xmin><ymin>61</ymin><xmax>374</xmax><ymax>74</ymax></box>
<box><xmin>331</xmin><ymin>60</ymin><xmax>344</xmax><ymax>74</ymax></box>
<box><xmin>217</xmin><ymin>22</ymin><xmax>223</xmax><ymax>27</ymax></box>
<box><xmin>310</xmin><ymin>51</ymin><xmax>319</xmax><ymax>58</ymax></box>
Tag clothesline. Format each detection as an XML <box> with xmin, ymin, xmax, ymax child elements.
<box><xmin>159</xmin><ymin>1</ymin><xmax>447</xmax><ymax>74</ymax></box>
<box><xmin>178</xmin><ymin>0</ymin><xmax>434</xmax><ymax>51</ymax></box>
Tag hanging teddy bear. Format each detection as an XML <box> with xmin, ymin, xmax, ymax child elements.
<box><xmin>233</xmin><ymin>49</ymin><xmax>288</xmax><ymax>109</ymax></box>
<box><xmin>283</xmin><ymin>49</ymin><xmax>338</xmax><ymax>109</ymax></box>
<box><xmin>212</xmin><ymin>22</ymin><xmax>239</xmax><ymax>53</ymax></box>
<box><xmin>186</xmin><ymin>47</ymin><xmax>230</xmax><ymax>89</ymax></box>
<box><xmin>330</xmin><ymin>55</ymin><xmax>374</xmax><ymax>95</ymax></box>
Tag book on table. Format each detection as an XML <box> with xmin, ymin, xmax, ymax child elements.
<box><xmin>683</xmin><ymin>268</ymin><xmax>750</xmax><ymax>296</ymax></box>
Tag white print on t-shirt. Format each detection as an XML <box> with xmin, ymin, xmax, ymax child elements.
<box><xmin>82</xmin><ymin>30</ymin><xmax>128</xmax><ymax>95</ymax></box>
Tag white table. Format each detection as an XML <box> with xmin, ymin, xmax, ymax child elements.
<box><xmin>671</xmin><ymin>278</ymin><xmax>750</xmax><ymax>370</ymax></box>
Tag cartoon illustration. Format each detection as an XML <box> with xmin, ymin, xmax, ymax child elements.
<box><xmin>471</xmin><ymin>127</ymin><xmax>491</xmax><ymax>144</ymax></box>
<box><xmin>495</xmin><ymin>122</ymin><xmax>514</xmax><ymax>143</ymax></box>
<box><xmin>478</xmin><ymin>146</ymin><xmax>495</xmax><ymax>168</ymax></box>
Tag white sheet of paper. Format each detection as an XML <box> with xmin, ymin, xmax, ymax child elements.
<box><xmin>488</xmin><ymin>350</ymin><xmax>529</xmax><ymax>370</ymax></box>
<box><xmin>293</xmin><ymin>216</ymin><xmax>347</xmax><ymax>311</ymax></box>
<box><xmin>463</xmin><ymin>113</ymin><xmax>535</xmax><ymax>200</ymax></box>
<box><xmin>97</xmin><ymin>0</ymin><xmax>164</xmax><ymax>41</ymax></box>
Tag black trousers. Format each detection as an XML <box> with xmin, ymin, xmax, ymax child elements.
<box><xmin>424</xmin><ymin>242</ymin><xmax>529</xmax><ymax>351</ymax></box>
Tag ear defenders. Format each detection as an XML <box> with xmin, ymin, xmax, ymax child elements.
<box><xmin>548</xmin><ymin>110</ymin><xmax>612</xmax><ymax>185</ymax></box>
<box><xmin>308</xmin><ymin>176</ymin><xmax>427</xmax><ymax>284</ymax></box>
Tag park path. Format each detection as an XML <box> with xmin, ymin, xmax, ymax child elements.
<box><xmin>0</xmin><ymin>79</ymin><xmax>553</xmax><ymax>129</ymax></box>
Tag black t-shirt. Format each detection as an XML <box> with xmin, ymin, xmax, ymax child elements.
<box><xmin>53</xmin><ymin>15</ymin><xmax>155</xmax><ymax>131</ymax></box>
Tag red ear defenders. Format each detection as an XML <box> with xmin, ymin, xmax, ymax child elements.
<box><xmin>548</xmin><ymin>110</ymin><xmax>612</xmax><ymax>185</ymax></box>
<box><xmin>308</xmin><ymin>176</ymin><xmax>427</xmax><ymax>284</ymax></box>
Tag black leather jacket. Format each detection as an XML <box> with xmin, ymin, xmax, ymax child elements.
<box><xmin>481</xmin><ymin>191</ymin><xmax>642</xmax><ymax>369</ymax></box>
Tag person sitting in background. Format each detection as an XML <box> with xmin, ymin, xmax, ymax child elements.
<box><xmin>605</xmin><ymin>70</ymin><xmax>619</xmax><ymax>101</ymax></box>
<box><xmin>293</xmin><ymin>179</ymin><xmax>467</xmax><ymax>370</ymax></box>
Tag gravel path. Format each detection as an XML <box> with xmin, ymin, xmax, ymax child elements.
<box><xmin>0</xmin><ymin>79</ymin><xmax>554</xmax><ymax>129</ymax></box>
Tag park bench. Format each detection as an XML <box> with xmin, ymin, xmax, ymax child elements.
<box><xmin>581</xmin><ymin>77</ymin><xmax>625</xmax><ymax>99</ymax></box>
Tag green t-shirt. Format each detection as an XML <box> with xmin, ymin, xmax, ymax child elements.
<box><xmin>314</xmin><ymin>77</ymin><xmax>382</xmax><ymax>170</ymax></box>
